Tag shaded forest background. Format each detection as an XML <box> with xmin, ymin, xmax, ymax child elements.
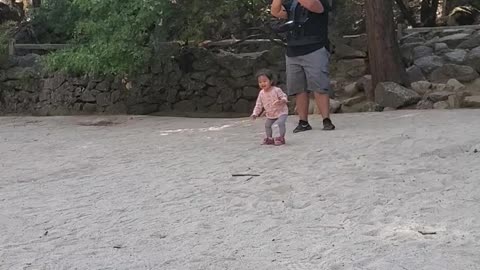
<box><xmin>1</xmin><ymin>0</ymin><xmax>479</xmax><ymax>75</ymax></box>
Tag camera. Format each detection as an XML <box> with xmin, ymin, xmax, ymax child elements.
<box><xmin>273</xmin><ymin>17</ymin><xmax>309</xmax><ymax>34</ymax></box>
<box><xmin>274</xmin><ymin>20</ymin><xmax>296</xmax><ymax>33</ymax></box>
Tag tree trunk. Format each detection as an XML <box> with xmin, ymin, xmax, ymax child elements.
<box><xmin>393</xmin><ymin>0</ymin><xmax>418</xmax><ymax>27</ymax></box>
<box><xmin>365</xmin><ymin>0</ymin><xmax>408</xmax><ymax>101</ymax></box>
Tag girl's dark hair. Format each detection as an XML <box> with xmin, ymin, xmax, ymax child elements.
<box><xmin>255</xmin><ymin>69</ymin><xmax>277</xmax><ymax>85</ymax></box>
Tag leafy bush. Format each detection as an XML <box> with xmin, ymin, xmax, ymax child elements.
<box><xmin>34</xmin><ymin>0</ymin><xmax>270</xmax><ymax>75</ymax></box>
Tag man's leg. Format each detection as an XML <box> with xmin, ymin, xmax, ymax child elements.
<box><xmin>296</xmin><ymin>92</ymin><xmax>309</xmax><ymax>122</ymax></box>
<box><xmin>304</xmin><ymin>47</ymin><xmax>335</xmax><ymax>130</ymax></box>
<box><xmin>286</xmin><ymin>56</ymin><xmax>311</xmax><ymax>133</ymax></box>
<box><xmin>314</xmin><ymin>92</ymin><xmax>335</xmax><ymax>130</ymax></box>
<box><xmin>314</xmin><ymin>92</ymin><xmax>330</xmax><ymax>119</ymax></box>
<box><xmin>293</xmin><ymin>91</ymin><xmax>313</xmax><ymax>133</ymax></box>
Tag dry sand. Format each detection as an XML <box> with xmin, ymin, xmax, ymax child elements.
<box><xmin>0</xmin><ymin>110</ymin><xmax>479</xmax><ymax>270</ymax></box>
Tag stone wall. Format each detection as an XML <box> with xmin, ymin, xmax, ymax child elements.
<box><xmin>2</xmin><ymin>27</ymin><xmax>480</xmax><ymax>117</ymax></box>
<box><xmin>331</xmin><ymin>27</ymin><xmax>480</xmax><ymax>112</ymax></box>
<box><xmin>394</xmin><ymin>27</ymin><xmax>480</xmax><ymax>109</ymax></box>
<box><xmin>0</xmin><ymin>44</ymin><xmax>287</xmax><ymax>116</ymax></box>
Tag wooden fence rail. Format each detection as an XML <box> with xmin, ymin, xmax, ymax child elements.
<box><xmin>8</xmin><ymin>39</ymin><xmax>71</xmax><ymax>56</ymax></box>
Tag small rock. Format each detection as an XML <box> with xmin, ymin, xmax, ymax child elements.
<box><xmin>413</xmin><ymin>45</ymin><xmax>433</xmax><ymax>59</ymax></box>
<box><xmin>433</xmin><ymin>101</ymin><xmax>450</xmax><ymax>109</ymax></box>
<box><xmin>465</xmin><ymin>46</ymin><xmax>480</xmax><ymax>73</ymax></box>
<box><xmin>446</xmin><ymin>79</ymin><xmax>466</xmax><ymax>91</ymax></box>
<box><xmin>330</xmin><ymin>99</ymin><xmax>342</xmax><ymax>113</ymax></box>
<box><xmin>411</xmin><ymin>81</ymin><xmax>432</xmax><ymax>95</ymax></box>
<box><xmin>463</xmin><ymin>95</ymin><xmax>480</xmax><ymax>107</ymax></box>
<box><xmin>80</xmin><ymin>91</ymin><xmax>96</xmax><ymax>103</ymax></box>
<box><xmin>434</xmin><ymin>43</ymin><xmax>450</xmax><ymax>54</ymax></box>
<box><xmin>426</xmin><ymin>91</ymin><xmax>455</xmax><ymax>103</ymax></box>
<box><xmin>470</xmin><ymin>144</ymin><xmax>480</xmax><ymax>153</ymax></box>
<box><xmin>82</xmin><ymin>103</ymin><xmax>97</xmax><ymax>113</ymax></box>
<box><xmin>95</xmin><ymin>80</ymin><xmax>111</xmax><ymax>92</ymax></box>
<box><xmin>356</xmin><ymin>75</ymin><xmax>373</xmax><ymax>93</ymax></box>
<box><xmin>448</xmin><ymin>95</ymin><xmax>461</xmax><ymax>108</ymax></box>
<box><xmin>417</xmin><ymin>100</ymin><xmax>434</xmax><ymax>109</ymax></box>
<box><xmin>341</xmin><ymin>101</ymin><xmax>379</xmax><ymax>113</ymax></box>
<box><xmin>343</xmin><ymin>95</ymin><xmax>366</xmax><ymax>106</ymax></box>
<box><xmin>174</xmin><ymin>100</ymin><xmax>196</xmax><ymax>112</ymax></box>
<box><xmin>344</xmin><ymin>82</ymin><xmax>359</xmax><ymax>97</ymax></box>
<box><xmin>334</xmin><ymin>43</ymin><xmax>367</xmax><ymax>59</ymax></box>
<box><xmin>96</xmin><ymin>93</ymin><xmax>110</xmax><ymax>107</ymax></box>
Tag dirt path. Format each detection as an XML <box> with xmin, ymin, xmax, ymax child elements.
<box><xmin>1</xmin><ymin>110</ymin><xmax>479</xmax><ymax>269</ymax></box>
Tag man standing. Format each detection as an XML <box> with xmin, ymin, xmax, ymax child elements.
<box><xmin>271</xmin><ymin>0</ymin><xmax>335</xmax><ymax>132</ymax></box>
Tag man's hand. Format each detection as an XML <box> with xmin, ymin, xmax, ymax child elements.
<box><xmin>271</xmin><ymin>0</ymin><xmax>288</xmax><ymax>19</ymax></box>
<box><xmin>251</xmin><ymin>114</ymin><xmax>258</xmax><ymax>120</ymax></box>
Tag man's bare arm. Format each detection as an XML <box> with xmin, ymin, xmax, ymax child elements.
<box><xmin>297</xmin><ymin>0</ymin><xmax>324</xmax><ymax>13</ymax></box>
<box><xmin>271</xmin><ymin>0</ymin><xmax>288</xmax><ymax>19</ymax></box>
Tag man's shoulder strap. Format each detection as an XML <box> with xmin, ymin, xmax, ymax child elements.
<box><xmin>290</xmin><ymin>0</ymin><xmax>299</xmax><ymax>18</ymax></box>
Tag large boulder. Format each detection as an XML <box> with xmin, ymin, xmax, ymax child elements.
<box><xmin>407</xmin><ymin>65</ymin><xmax>427</xmax><ymax>83</ymax></box>
<box><xmin>375</xmin><ymin>82</ymin><xmax>421</xmax><ymax>109</ymax></box>
<box><xmin>429</xmin><ymin>64</ymin><xmax>479</xmax><ymax>83</ymax></box>
<box><xmin>457</xmin><ymin>33</ymin><xmax>480</xmax><ymax>49</ymax></box>
<box><xmin>437</xmin><ymin>33</ymin><xmax>470</xmax><ymax>48</ymax></box>
<box><xmin>465</xmin><ymin>46</ymin><xmax>480</xmax><ymax>73</ymax></box>
<box><xmin>443</xmin><ymin>49</ymin><xmax>467</xmax><ymax>64</ymax></box>
<box><xmin>414</xmin><ymin>56</ymin><xmax>444</xmax><ymax>74</ymax></box>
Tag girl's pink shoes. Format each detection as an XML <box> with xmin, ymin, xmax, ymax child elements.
<box><xmin>262</xmin><ymin>137</ymin><xmax>275</xmax><ymax>145</ymax></box>
<box><xmin>274</xmin><ymin>137</ymin><xmax>285</xmax><ymax>146</ymax></box>
<box><xmin>262</xmin><ymin>137</ymin><xmax>285</xmax><ymax>146</ymax></box>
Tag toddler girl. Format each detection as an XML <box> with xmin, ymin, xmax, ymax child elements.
<box><xmin>251</xmin><ymin>69</ymin><xmax>289</xmax><ymax>145</ymax></box>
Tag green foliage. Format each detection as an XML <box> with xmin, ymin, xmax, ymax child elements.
<box><xmin>31</xmin><ymin>0</ymin><xmax>82</xmax><ymax>43</ymax></box>
<box><xmin>35</xmin><ymin>0</ymin><xmax>270</xmax><ymax>75</ymax></box>
<box><xmin>43</xmin><ymin>0</ymin><xmax>165</xmax><ymax>75</ymax></box>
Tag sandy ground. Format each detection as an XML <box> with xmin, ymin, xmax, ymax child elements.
<box><xmin>0</xmin><ymin>110</ymin><xmax>479</xmax><ymax>270</ymax></box>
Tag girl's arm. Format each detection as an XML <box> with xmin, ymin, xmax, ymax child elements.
<box><xmin>275</xmin><ymin>87</ymin><xmax>288</xmax><ymax>104</ymax></box>
<box><xmin>252</xmin><ymin>92</ymin><xmax>264</xmax><ymax>117</ymax></box>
